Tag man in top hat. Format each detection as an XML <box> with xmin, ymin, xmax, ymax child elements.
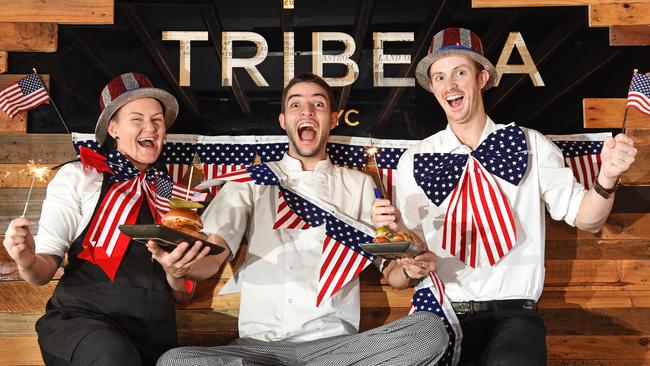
<box><xmin>373</xmin><ymin>27</ymin><xmax>637</xmax><ymax>365</ymax></box>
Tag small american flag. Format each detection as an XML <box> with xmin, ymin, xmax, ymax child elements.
<box><xmin>547</xmin><ymin>133</ymin><xmax>609</xmax><ymax>190</ymax></box>
<box><xmin>0</xmin><ymin>73</ymin><xmax>49</xmax><ymax>118</ymax></box>
<box><xmin>162</xmin><ymin>141</ymin><xmax>195</xmax><ymax>184</ymax></box>
<box><xmin>627</xmin><ymin>72</ymin><xmax>650</xmax><ymax>115</ymax></box>
<box><xmin>375</xmin><ymin>147</ymin><xmax>408</xmax><ymax>202</ymax></box>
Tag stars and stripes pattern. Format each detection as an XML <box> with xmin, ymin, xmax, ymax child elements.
<box><xmin>627</xmin><ymin>72</ymin><xmax>650</xmax><ymax>115</ymax></box>
<box><xmin>195</xmin><ymin>142</ymin><xmax>257</xmax><ymax>196</ymax></box>
<box><xmin>207</xmin><ymin>162</ymin><xmax>376</xmax><ymax>306</ymax></box>
<box><xmin>273</xmin><ymin>191</ymin><xmax>311</xmax><ymax>230</ymax></box>
<box><xmin>275</xmin><ymin>185</ymin><xmax>375</xmax><ymax>307</ymax></box>
<box><xmin>162</xmin><ymin>141</ymin><xmax>195</xmax><ymax>183</ymax></box>
<box><xmin>414</xmin><ymin>124</ymin><xmax>527</xmax><ymax>268</ymax></box>
<box><xmin>409</xmin><ymin>273</ymin><xmax>461</xmax><ymax>366</ymax></box>
<box><xmin>0</xmin><ymin>73</ymin><xmax>50</xmax><ymax>118</ymax></box>
<box><xmin>326</xmin><ymin>142</ymin><xmax>368</xmax><ymax>170</ymax></box>
<box><xmin>375</xmin><ymin>147</ymin><xmax>407</xmax><ymax>202</ymax></box>
<box><xmin>78</xmin><ymin>149</ymin><xmax>168</xmax><ymax>280</ymax></box>
<box><xmin>550</xmin><ymin>136</ymin><xmax>605</xmax><ymax>190</ymax></box>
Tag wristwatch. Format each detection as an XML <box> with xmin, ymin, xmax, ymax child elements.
<box><xmin>593</xmin><ymin>178</ymin><xmax>619</xmax><ymax>199</ymax></box>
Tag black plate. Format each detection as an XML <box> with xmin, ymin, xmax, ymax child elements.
<box><xmin>360</xmin><ymin>242</ymin><xmax>425</xmax><ymax>259</ymax></box>
<box><xmin>119</xmin><ymin>224</ymin><xmax>225</xmax><ymax>256</ymax></box>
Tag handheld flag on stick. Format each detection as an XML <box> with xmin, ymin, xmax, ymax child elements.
<box><xmin>623</xmin><ymin>69</ymin><xmax>650</xmax><ymax>133</ymax></box>
<box><xmin>0</xmin><ymin>72</ymin><xmax>49</xmax><ymax>118</ymax></box>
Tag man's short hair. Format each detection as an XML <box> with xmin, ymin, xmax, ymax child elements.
<box><xmin>281</xmin><ymin>73</ymin><xmax>337</xmax><ymax>113</ymax></box>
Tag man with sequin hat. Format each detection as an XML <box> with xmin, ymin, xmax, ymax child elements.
<box><xmin>373</xmin><ymin>27</ymin><xmax>637</xmax><ymax>365</ymax></box>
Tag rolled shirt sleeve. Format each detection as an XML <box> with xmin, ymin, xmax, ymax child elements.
<box><xmin>34</xmin><ymin>162</ymin><xmax>102</xmax><ymax>258</ymax></box>
<box><xmin>533</xmin><ymin>130</ymin><xmax>587</xmax><ymax>227</ymax></box>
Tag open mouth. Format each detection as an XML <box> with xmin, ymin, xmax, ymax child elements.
<box><xmin>446</xmin><ymin>94</ymin><xmax>464</xmax><ymax>108</ymax></box>
<box><xmin>137</xmin><ymin>137</ymin><xmax>156</xmax><ymax>148</ymax></box>
<box><xmin>297</xmin><ymin>122</ymin><xmax>317</xmax><ymax>143</ymax></box>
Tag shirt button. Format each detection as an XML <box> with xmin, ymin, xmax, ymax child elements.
<box><xmin>289</xmin><ymin>266</ymin><xmax>295</xmax><ymax>271</ymax></box>
<box><xmin>288</xmin><ymin>299</ymin><xmax>293</xmax><ymax>304</ymax></box>
<box><xmin>286</xmin><ymin>331</ymin><xmax>292</xmax><ymax>336</ymax></box>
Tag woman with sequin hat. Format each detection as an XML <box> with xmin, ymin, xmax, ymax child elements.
<box><xmin>3</xmin><ymin>72</ymin><xmax>209</xmax><ymax>366</ymax></box>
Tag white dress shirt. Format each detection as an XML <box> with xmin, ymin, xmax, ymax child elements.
<box><xmin>34</xmin><ymin>162</ymin><xmax>103</xmax><ymax>258</ymax></box>
<box><xmin>396</xmin><ymin>118</ymin><xmax>586</xmax><ymax>302</ymax></box>
<box><xmin>201</xmin><ymin>154</ymin><xmax>377</xmax><ymax>342</ymax></box>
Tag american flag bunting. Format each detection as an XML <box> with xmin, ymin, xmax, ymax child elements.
<box><xmin>547</xmin><ymin>133</ymin><xmax>610</xmax><ymax>190</ymax></box>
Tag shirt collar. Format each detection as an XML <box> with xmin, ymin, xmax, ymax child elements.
<box><xmin>279</xmin><ymin>153</ymin><xmax>333</xmax><ymax>173</ymax></box>
<box><xmin>439</xmin><ymin>116</ymin><xmax>497</xmax><ymax>154</ymax></box>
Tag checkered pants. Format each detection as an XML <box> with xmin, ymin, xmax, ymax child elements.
<box><xmin>157</xmin><ymin>312</ymin><xmax>449</xmax><ymax>366</ymax></box>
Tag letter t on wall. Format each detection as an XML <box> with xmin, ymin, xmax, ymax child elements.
<box><xmin>162</xmin><ymin>31</ymin><xmax>209</xmax><ymax>86</ymax></box>
<box><xmin>222</xmin><ymin>32</ymin><xmax>270</xmax><ymax>87</ymax></box>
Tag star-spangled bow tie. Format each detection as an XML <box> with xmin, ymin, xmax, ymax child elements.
<box><xmin>414</xmin><ymin>124</ymin><xmax>528</xmax><ymax>268</ymax></box>
<box><xmin>78</xmin><ymin>147</ymin><xmax>172</xmax><ymax>280</ymax></box>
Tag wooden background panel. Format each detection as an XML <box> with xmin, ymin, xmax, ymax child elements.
<box><xmin>0</xmin><ymin>335</ymin><xmax>43</xmax><ymax>366</ymax></box>
<box><xmin>0</xmin><ymin>112</ymin><xmax>27</xmax><ymax>134</ymax></box>
<box><xmin>0</xmin><ymin>23</ymin><xmax>57</xmax><ymax>52</ymax></box>
<box><xmin>0</xmin><ymin>74</ymin><xmax>50</xmax><ymax>89</ymax></box>
<box><xmin>590</xmin><ymin>2</ymin><xmax>650</xmax><ymax>27</ymax></box>
<box><xmin>545</xmin><ymin>239</ymin><xmax>650</xmax><ymax>260</ymax></box>
<box><xmin>0</xmin><ymin>134</ymin><xmax>76</xmax><ymax>164</ymax></box>
<box><xmin>472</xmin><ymin>0</ymin><xmax>608</xmax><ymax>7</ymax></box>
<box><xmin>583</xmin><ymin>98</ymin><xmax>650</xmax><ymax>130</ymax></box>
<box><xmin>0</xmin><ymin>0</ymin><xmax>113</xmax><ymax>24</ymax></box>
<box><xmin>0</xmin><ymin>164</ymin><xmax>58</xmax><ymax>189</ymax></box>
<box><xmin>547</xmin><ymin>335</ymin><xmax>650</xmax><ymax>360</ymax></box>
<box><xmin>546</xmin><ymin>213</ymin><xmax>650</xmax><ymax>241</ymax></box>
<box><xmin>610</xmin><ymin>25</ymin><xmax>650</xmax><ymax>46</ymax></box>
<box><xmin>0</xmin><ymin>51</ymin><xmax>7</xmax><ymax>74</ymax></box>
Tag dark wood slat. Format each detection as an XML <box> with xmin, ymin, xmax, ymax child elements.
<box><xmin>0</xmin><ymin>23</ymin><xmax>57</xmax><ymax>52</ymax></box>
<box><xmin>337</xmin><ymin>0</ymin><xmax>375</xmax><ymax>111</ymax></box>
<box><xmin>121</xmin><ymin>4</ymin><xmax>202</xmax><ymax>117</ymax></box>
<box><xmin>0</xmin><ymin>134</ymin><xmax>75</xmax><ymax>164</ymax></box>
<box><xmin>610</xmin><ymin>25</ymin><xmax>650</xmax><ymax>46</ymax></box>
<box><xmin>545</xmin><ymin>239</ymin><xmax>650</xmax><ymax>260</ymax></box>
<box><xmin>200</xmin><ymin>5</ymin><xmax>251</xmax><ymax>116</ymax></box>
<box><xmin>375</xmin><ymin>0</ymin><xmax>455</xmax><ymax>128</ymax></box>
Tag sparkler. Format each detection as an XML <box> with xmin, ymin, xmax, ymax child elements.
<box><xmin>22</xmin><ymin>160</ymin><xmax>50</xmax><ymax>217</ymax></box>
<box><xmin>365</xmin><ymin>140</ymin><xmax>387</xmax><ymax>199</ymax></box>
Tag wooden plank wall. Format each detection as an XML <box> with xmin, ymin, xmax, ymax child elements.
<box><xmin>0</xmin><ymin>123</ymin><xmax>649</xmax><ymax>365</ymax></box>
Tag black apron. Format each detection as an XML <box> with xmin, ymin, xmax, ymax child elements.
<box><xmin>36</xmin><ymin>173</ymin><xmax>177</xmax><ymax>365</ymax></box>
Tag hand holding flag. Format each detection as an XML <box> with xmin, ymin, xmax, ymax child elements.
<box><xmin>598</xmin><ymin>134</ymin><xmax>637</xmax><ymax>186</ymax></box>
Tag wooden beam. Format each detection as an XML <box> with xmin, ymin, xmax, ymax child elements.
<box><xmin>0</xmin><ymin>134</ymin><xmax>76</xmax><ymax>164</ymax></box>
<box><xmin>583</xmin><ymin>98</ymin><xmax>650</xmax><ymax>129</ymax></box>
<box><xmin>486</xmin><ymin>16</ymin><xmax>585</xmax><ymax>113</ymax></box>
<box><xmin>0</xmin><ymin>0</ymin><xmax>113</xmax><ymax>24</ymax></box>
<box><xmin>546</xmin><ymin>213</ymin><xmax>650</xmax><ymax>241</ymax></box>
<box><xmin>0</xmin><ymin>74</ymin><xmax>50</xmax><ymax>89</ymax></box>
<box><xmin>0</xmin><ymin>23</ymin><xmax>57</xmax><ymax>52</ymax></box>
<box><xmin>0</xmin><ymin>52</ymin><xmax>6</xmax><ymax>74</ymax></box>
<box><xmin>547</xmin><ymin>335</ymin><xmax>650</xmax><ymax>360</ymax></box>
<box><xmin>121</xmin><ymin>4</ymin><xmax>202</xmax><ymax>117</ymax></box>
<box><xmin>610</xmin><ymin>25</ymin><xmax>650</xmax><ymax>46</ymax></box>
<box><xmin>199</xmin><ymin>5</ymin><xmax>251</xmax><ymax>116</ymax></box>
<box><xmin>590</xmin><ymin>2</ymin><xmax>650</xmax><ymax>27</ymax></box>
<box><xmin>472</xmin><ymin>0</ymin><xmax>604</xmax><ymax>7</ymax></box>
<box><xmin>375</xmin><ymin>0</ymin><xmax>455</xmax><ymax>127</ymax></box>
<box><xmin>0</xmin><ymin>112</ymin><xmax>27</xmax><ymax>134</ymax></box>
<box><xmin>338</xmin><ymin>0</ymin><xmax>375</xmax><ymax>111</ymax></box>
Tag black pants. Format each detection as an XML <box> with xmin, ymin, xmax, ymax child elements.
<box><xmin>457</xmin><ymin>309</ymin><xmax>546</xmax><ymax>366</ymax></box>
